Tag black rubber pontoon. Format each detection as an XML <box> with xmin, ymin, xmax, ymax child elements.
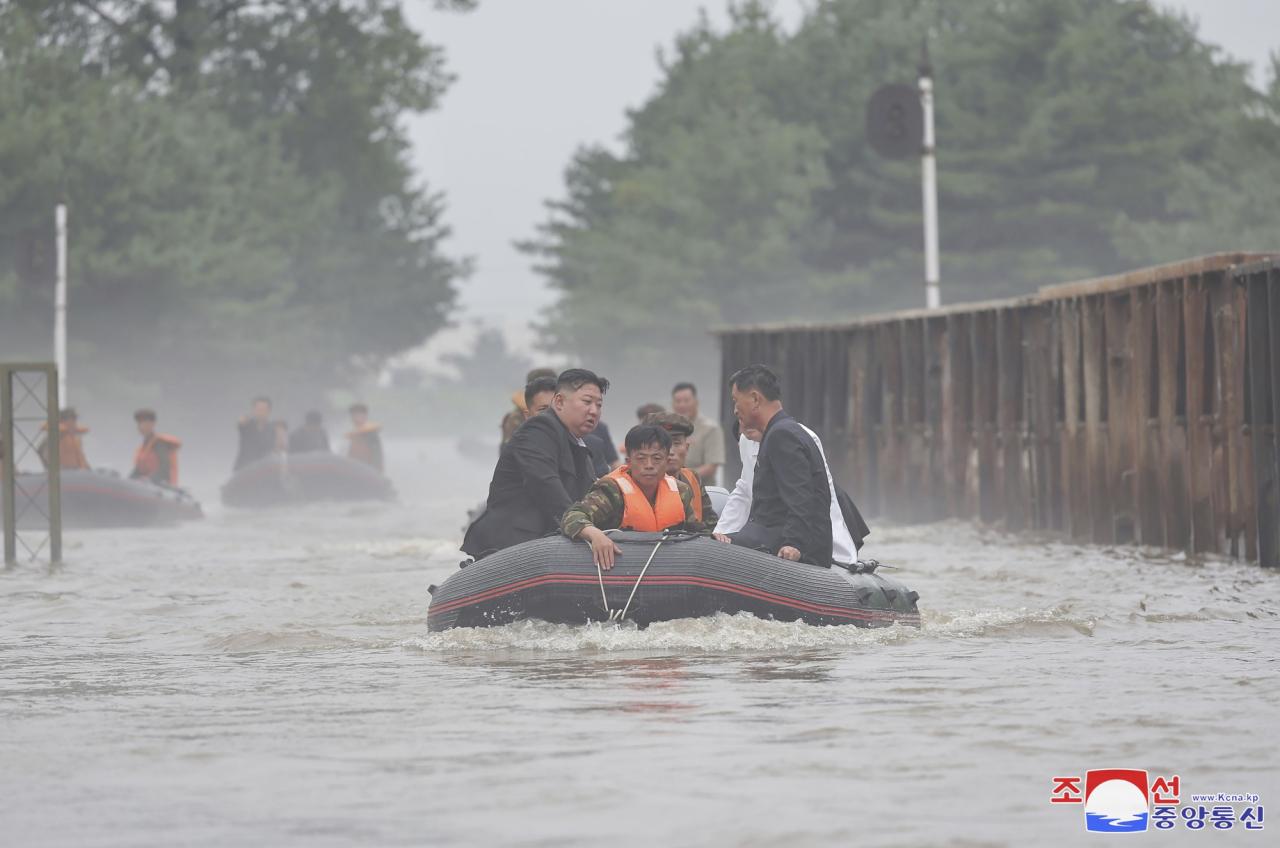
<box><xmin>428</xmin><ymin>532</ymin><xmax>920</xmax><ymax>631</ymax></box>
<box><xmin>6</xmin><ymin>469</ymin><xmax>203</xmax><ymax>528</ymax></box>
<box><xmin>220</xmin><ymin>452</ymin><xmax>394</xmax><ymax>507</ymax></box>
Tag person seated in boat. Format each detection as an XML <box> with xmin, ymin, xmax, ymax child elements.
<box><xmin>501</xmin><ymin>367</ymin><xmax>558</xmax><ymax>449</ymax></box>
<box><xmin>462</xmin><ymin>368</ymin><xmax>607</xmax><ymax>559</ymax></box>
<box><xmin>561</xmin><ymin>424</ymin><xmax>705</xmax><ymax>569</ymax></box>
<box><xmin>234</xmin><ymin>396</ymin><xmax>276</xmax><ymax>470</ymax></box>
<box><xmin>642</xmin><ymin>411</ymin><xmax>718</xmax><ymax>528</ymax></box>
<box><xmin>130</xmin><ymin>409</ymin><xmax>182</xmax><ymax>486</ymax></box>
<box><xmin>273</xmin><ymin>420</ymin><xmax>290</xmax><ymax>453</ymax></box>
<box><xmin>346</xmin><ymin>403</ymin><xmax>384</xmax><ymax>472</ymax></box>
<box><xmin>635</xmin><ymin>402</ymin><xmax>665</xmax><ymax>423</ymax></box>
<box><xmin>288</xmin><ymin>411</ymin><xmax>331</xmax><ymax>454</ymax></box>
<box><xmin>38</xmin><ymin>408</ymin><xmax>91</xmax><ymax>470</ymax></box>
<box><xmin>521</xmin><ymin>375</ymin><xmax>557</xmax><ymax>422</ymax></box>
<box><xmin>710</xmin><ymin>364</ymin><xmax>835</xmax><ymax>566</ymax></box>
<box><xmin>714</xmin><ymin>418</ymin><xmax>869</xmax><ymax>567</ymax></box>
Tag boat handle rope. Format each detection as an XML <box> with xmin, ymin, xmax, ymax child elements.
<box><xmin>616</xmin><ymin>536</ymin><xmax>666</xmax><ymax>623</ymax></box>
<box><xmin>594</xmin><ymin>529</ymin><xmax>669</xmax><ymax>623</ymax></box>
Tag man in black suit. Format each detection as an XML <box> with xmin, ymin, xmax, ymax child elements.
<box><xmin>712</xmin><ymin>364</ymin><xmax>833</xmax><ymax>566</ymax></box>
<box><xmin>462</xmin><ymin>369</ymin><xmax>609</xmax><ymax>558</ymax></box>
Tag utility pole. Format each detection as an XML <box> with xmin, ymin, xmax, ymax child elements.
<box><xmin>919</xmin><ymin>42</ymin><xmax>941</xmax><ymax>309</ymax></box>
<box><xmin>55</xmin><ymin>203</ymin><xmax>68</xmax><ymax>406</ymax></box>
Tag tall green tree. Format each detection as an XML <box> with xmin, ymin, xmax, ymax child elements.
<box><xmin>526</xmin><ymin>0</ymin><xmax>1280</xmax><ymax>387</ymax></box>
<box><xmin>0</xmin><ymin>0</ymin><xmax>470</xmax><ymax>411</ymax></box>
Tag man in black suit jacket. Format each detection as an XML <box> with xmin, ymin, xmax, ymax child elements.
<box><xmin>713</xmin><ymin>364</ymin><xmax>833</xmax><ymax>566</ymax></box>
<box><xmin>462</xmin><ymin>369</ymin><xmax>609</xmax><ymax>558</ymax></box>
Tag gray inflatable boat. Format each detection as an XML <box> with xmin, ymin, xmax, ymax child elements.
<box><xmin>428</xmin><ymin>531</ymin><xmax>920</xmax><ymax>631</ymax></box>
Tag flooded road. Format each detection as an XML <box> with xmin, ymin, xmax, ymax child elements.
<box><xmin>2</xmin><ymin>438</ymin><xmax>1278</xmax><ymax>846</ymax></box>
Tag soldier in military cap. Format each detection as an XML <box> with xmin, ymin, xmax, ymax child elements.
<box><xmin>561</xmin><ymin>425</ymin><xmax>708</xmax><ymax>568</ymax></box>
<box><xmin>643</xmin><ymin>410</ymin><xmax>719</xmax><ymax>528</ymax></box>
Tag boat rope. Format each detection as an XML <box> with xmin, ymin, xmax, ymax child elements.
<box><xmin>615</xmin><ymin>534</ymin><xmax>666</xmax><ymax>623</ymax></box>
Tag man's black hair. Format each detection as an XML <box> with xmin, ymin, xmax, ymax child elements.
<box><xmin>671</xmin><ymin>382</ymin><xmax>697</xmax><ymax>397</ymax></box>
<box><xmin>252</xmin><ymin>395</ymin><xmax>272</xmax><ymax>407</ymax></box>
<box><xmin>524</xmin><ymin>375</ymin><xmax>558</xmax><ymax>409</ymax></box>
<box><xmin>305</xmin><ymin>410</ymin><xmax>323</xmax><ymax>426</ymax></box>
<box><xmin>59</xmin><ymin>407</ymin><xmax>78</xmax><ymax>421</ymax></box>
<box><xmin>729</xmin><ymin>364</ymin><xmax>781</xmax><ymax>401</ymax></box>
<box><xmin>134</xmin><ymin>408</ymin><xmax>157</xmax><ymax>422</ymax></box>
<box><xmin>349</xmin><ymin>402</ymin><xmax>368</xmax><ymax>415</ymax></box>
<box><xmin>556</xmin><ymin>368</ymin><xmax>609</xmax><ymax>395</ymax></box>
<box><xmin>624</xmin><ymin>424</ymin><xmax>672</xmax><ymax>454</ymax></box>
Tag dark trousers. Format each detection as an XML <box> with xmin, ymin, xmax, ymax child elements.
<box><xmin>728</xmin><ymin>522</ymin><xmax>783</xmax><ymax>556</ymax></box>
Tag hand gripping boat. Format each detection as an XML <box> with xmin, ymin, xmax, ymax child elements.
<box><xmin>220</xmin><ymin>452</ymin><xmax>394</xmax><ymax>507</ymax></box>
<box><xmin>6</xmin><ymin>469</ymin><xmax>203</xmax><ymax>528</ymax></box>
<box><xmin>427</xmin><ymin>531</ymin><xmax>921</xmax><ymax>631</ymax></box>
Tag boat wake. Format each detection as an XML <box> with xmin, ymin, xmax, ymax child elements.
<box><xmin>406</xmin><ymin>604</ymin><xmax>1094</xmax><ymax>653</ymax></box>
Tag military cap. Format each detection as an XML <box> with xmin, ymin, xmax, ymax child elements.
<box><xmin>643</xmin><ymin>411</ymin><xmax>694</xmax><ymax>437</ymax></box>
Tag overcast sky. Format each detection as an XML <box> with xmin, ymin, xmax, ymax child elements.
<box><xmin>402</xmin><ymin>0</ymin><xmax>1277</xmax><ymax>365</ymax></box>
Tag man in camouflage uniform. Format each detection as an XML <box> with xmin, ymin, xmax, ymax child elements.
<box><xmin>561</xmin><ymin>425</ymin><xmax>710</xmax><ymax>569</ymax></box>
<box><xmin>643</xmin><ymin>411</ymin><xmax>719</xmax><ymax>527</ymax></box>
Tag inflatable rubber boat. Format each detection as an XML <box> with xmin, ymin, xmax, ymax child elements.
<box><xmin>220</xmin><ymin>452</ymin><xmax>394</xmax><ymax>507</ymax></box>
<box><xmin>5</xmin><ymin>469</ymin><xmax>203</xmax><ymax>528</ymax></box>
<box><xmin>427</xmin><ymin>531</ymin><xmax>921</xmax><ymax>631</ymax></box>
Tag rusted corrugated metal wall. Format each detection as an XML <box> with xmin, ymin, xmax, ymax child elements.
<box><xmin>716</xmin><ymin>253</ymin><xmax>1280</xmax><ymax>566</ymax></box>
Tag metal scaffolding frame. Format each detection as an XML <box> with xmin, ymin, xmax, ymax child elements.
<box><xmin>1</xmin><ymin>363</ymin><xmax>62</xmax><ymax>564</ymax></box>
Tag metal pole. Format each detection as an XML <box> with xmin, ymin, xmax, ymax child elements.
<box><xmin>55</xmin><ymin>204</ymin><xmax>68</xmax><ymax>406</ymax></box>
<box><xmin>46</xmin><ymin>365</ymin><xmax>62</xmax><ymax>563</ymax></box>
<box><xmin>2</xmin><ymin>369</ymin><xmax>15</xmax><ymax>564</ymax></box>
<box><xmin>919</xmin><ymin>46</ymin><xmax>940</xmax><ymax>309</ymax></box>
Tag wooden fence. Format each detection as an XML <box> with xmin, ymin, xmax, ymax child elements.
<box><xmin>715</xmin><ymin>253</ymin><xmax>1280</xmax><ymax>566</ymax></box>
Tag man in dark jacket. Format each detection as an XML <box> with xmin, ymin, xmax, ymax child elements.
<box><xmin>712</xmin><ymin>364</ymin><xmax>833</xmax><ymax>566</ymax></box>
<box><xmin>234</xmin><ymin>396</ymin><xmax>276</xmax><ymax>471</ymax></box>
<box><xmin>462</xmin><ymin>369</ymin><xmax>609</xmax><ymax>559</ymax></box>
<box><xmin>288</xmin><ymin>411</ymin><xmax>331</xmax><ymax>454</ymax></box>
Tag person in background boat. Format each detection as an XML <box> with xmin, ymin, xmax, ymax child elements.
<box><xmin>635</xmin><ymin>402</ymin><xmax>665</xmax><ymax>423</ymax></box>
<box><xmin>234</xmin><ymin>396</ymin><xmax>276</xmax><ymax>470</ymax></box>
<box><xmin>38</xmin><ymin>408</ymin><xmax>91</xmax><ymax>470</ymax></box>
<box><xmin>714</xmin><ymin>417</ymin><xmax>869</xmax><ymax>565</ymax></box>
<box><xmin>463</xmin><ymin>368</ymin><xmax>607</xmax><ymax>559</ymax></box>
<box><xmin>272</xmin><ymin>420</ymin><xmax>290</xmax><ymax>454</ymax></box>
<box><xmin>671</xmin><ymin>382</ymin><xmax>724</xmax><ymax>485</ymax></box>
<box><xmin>710</xmin><ymin>364</ymin><xmax>833</xmax><ymax>566</ymax></box>
<box><xmin>130</xmin><ymin>409</ymin><xmax>181</xmax><ymax>486</ymax></box>
<box><xmin>501</xmin><ymin>367</ymin><xmax>558</xmax><ymax>448</ymax></box>
<box><xmin>288</xmin><ymin>411</ymin><xmax>331</xmax><ymax>454</ymax></box>
<box><xmin>522</xmin><ymin>375</ymin><xmax>557</xmax><ymax>421</ymax></box>
<box><xmin>562</xmin><ymin>425</ymin><xmax>705</xmax><ymax>569</ymax></box>
<box><xmin>346</xmin><ymin>403</ymin><xmax>384</xmax><ymax>472</ymax></box>
<box><xmin>642</xmin><ymin>411</ymin><xmax>718</xmax><ymax>528</ymax></box>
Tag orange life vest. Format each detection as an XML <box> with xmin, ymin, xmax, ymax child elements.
<box><xmin>134</xmin><ymin>433</ymin><xmax>181</xmax><ymax>485</ymax></box>
<box><xmin>42</xmin><ymin>422</ymin><xmax>90</xmax><ymax>469</ymax></box>
<box><xmin>607</xmin><ymin>466</ymin><xmax>685</xmax><ymax>532</ymax></box>
<box><xmin>677</xmin><ymin>467</ymin><xmax>704</xmax><ymax>522</ymax></box>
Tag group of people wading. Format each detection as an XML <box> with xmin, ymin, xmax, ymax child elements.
<box><xmin>463</xmin><ymin>365</ymin><xmax>868</xmax><ymax>569</ymax></box>
<box><xmin>26</xmin><ymin>396</ymin><xmax>386</xmax><ymax>489</ymax></box>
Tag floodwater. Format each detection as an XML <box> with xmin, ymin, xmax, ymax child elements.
<box><xmin>2</xmin><ymin>437</ymin><xmax>1277</xmax><ymax>847</ymax></box>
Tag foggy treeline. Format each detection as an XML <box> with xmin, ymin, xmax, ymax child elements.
<box><xmin>2</xmin><ymin>0</ymin><xmax>1278</xmax><ymax>444</ymax></box>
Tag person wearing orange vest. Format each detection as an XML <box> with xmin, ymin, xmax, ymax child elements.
<box><xmin>560</xmin><ymin>424</ymin><xmax>705</xmax><ymax>569</ymax></box>
<box><xmin>642</xmin><ymin>411</ymin><xmax>719</xmax><ymax>527</ymax></box>
<box><xmin>346</xmin><ymin>403</ymin><xmax>384</xmax><ymax>472</ymax></box>
<box><xmin>38</xmin><ymin>408</ymin><xmax>91</xmax><ymax>470</ymax></box>
<box><xmin>130</xmin><ymin>408</ymin><xmax>182</xmax><ymax>486</ymax></box>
